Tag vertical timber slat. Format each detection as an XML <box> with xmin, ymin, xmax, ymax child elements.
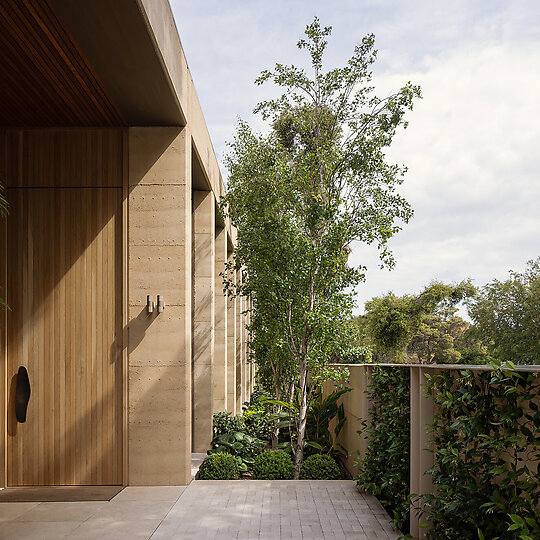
<box><xmin>4</xmin><ymin>128</ymin><xmax>123</xmax><ymax>486</ymax></box>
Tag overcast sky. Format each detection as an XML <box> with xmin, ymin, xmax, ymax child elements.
<box><xmin>170</xmin><ymin>1</ymin><xmax>540</xmax><ymax>317</ymax></box>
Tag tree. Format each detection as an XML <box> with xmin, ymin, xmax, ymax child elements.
<box><xmin>222</xmin><ymin>18</ymin><xmax>420</xmax><ymax>477</ymax></box>
<box><xmin>467</xmin><ymin>258</ymin><xmax>540</xmax><ymax>365</ymax></box>
<box><xmin>361</xmin><ymin>281</ymin><xmax>477</xmax><ymax>363</ymax></box>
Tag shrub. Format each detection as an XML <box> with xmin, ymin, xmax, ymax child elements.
<box><xmin>242</xmin><ymin>387</ymin><xmax>274</xmax><ymax>442</ymax></box>
<box><xmin>300</xmin><ymin>454</ymin><xmax>341</xmax><ymax>480</ymax></box>
<box><xmin>355</xmin><ymin>366</ymin><xmax>410</xmax><ymax>533</ymax></box>
<box><xmin>422</xmin><ymin>364</ymin><xmax>540</xmax><ymax>539</ymax></box>
<box><xmin>243</xmin><ymin>407</ymin><xmax>273</xmax><ymax>442</ymax></box>
<box><xmin>198</xmin><ymin>452</ymin><xmax>239</xmax><ymax>480</ymax></box>
<box><xmin>213</xmin><ymin>411</ymin><xmax>246</xmax><ymax>439</ymax></box>
<box><xmin>209</xmin><ymin>432</ymin><xmax>264</xmax><ymax>472</ymax></box>
<box><xmin>252</xmin><ymin>450</ymin><xmax>294</xmax><ymax>480</ymax></box>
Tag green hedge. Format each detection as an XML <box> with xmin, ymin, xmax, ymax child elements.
<box><xmin>198</xmin><ymin>452</ymin><xmax>240</xmax><ymax>480</ymax></box>
<box><xmin>252</xmin><ymin>450</ymin><xmax>294</xmax><ymax>480</ymax></box>
<box><xmin>355</xmin><ymin>364</ymin><xmax>540</xmax><ymax>539</ymax></box>
<box><xmin>300</xmin><ymin>454</ymin><xmax>341</xmax><ymax>480</ymax></box>
<box><xmin>423</xmin><ymin>364</ymin><xmax>540</xmax><ymax>539</ymax></box>
<box><xmin>355</xmin><ymin>366</ymin><xmax>410</xmax><ymax>532</ymax></box>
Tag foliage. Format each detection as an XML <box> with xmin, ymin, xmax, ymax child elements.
<box><xmin>300</xmin><ymin>454</ymin><xmax>341</xmax><ymax>479</ymax></box>
<box><xmin>208</xmin><ymin>431</ymin><xmax>265</xmax><ymax>473</ymax></box>
<box><xmin>242</xmin><ymin>389</ymin><xmax>275</xmax><ymax>443</ymax></box>
<box><xmin>453</xmin><ymin>327</ymin><xmax>493</xmax><ymax>365</ymax></box>
<box><xmin>222</xmin><ymin>17</ymin><xmax>420</xmax><ymax>477</ymax></box>
<box><xmin>198</xmin><ymin>452</ymin><xmax>240</xmax><ymax>480</ymax></box>
<box><xmin>421</xmin><ymin>364</ymin><xmax>540</xmax><ymax>539</ymax></box>
<box><xmin>305</xmin><ymin>387</ymin><xmax>350</xmax><ymax>459</ymax></box>
<box><xmin>252</xmin><ymin>449</ymin><xmax>295</xmax><ymax>480</ymax></box>
<box><xmin>360</xmin><ymin>281</ymin><xmax>476</xmax><ymax>363</ymax></box>
<box><xmin>356</xmin><ymin>367</ymin><xmax>411</xmax><ymax>533</ymax></box>
<box><xmin>213</xmin><ymin>411</ymin><xmax>247</xmax><ymax>439</ymax></box>
<box><xmin>467</xmin><ymin>258</ymin><xmax>540</xmax><ymax>365</ymax></box>
<box><xmin>211</xmin><ymin>392</ymin><xmax>275</xmax><ymax>472</ymax></box>
<box><xmin>213</xmin><ymin>389</ymin><xmax>275</xmax><ymax>445</ymax></box>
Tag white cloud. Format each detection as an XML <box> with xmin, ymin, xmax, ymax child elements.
<box><xmin>170</xmin><ymin>1</ymin><xmax>540</xmax><ymax>317</ymax></box>
<box><xmin>353</xmin><ymin>42</ymin><xmax>540</xmax><ymax>313</ymax></box>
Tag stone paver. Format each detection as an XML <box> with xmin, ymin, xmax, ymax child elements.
<box><xmin>0</xmin><ymin>481</ymin><xmax>401</xmax><ymax>539</ymax></box>
<box><xmin>152</xmin><ymin>480</ymin><xmax>401</xmax><ymax>540</ymax></box>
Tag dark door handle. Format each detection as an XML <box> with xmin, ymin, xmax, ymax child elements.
<box><xmin>15</xmin><ymin>366</ymin><xmax>31</xmax><ymax>423</ymax></box>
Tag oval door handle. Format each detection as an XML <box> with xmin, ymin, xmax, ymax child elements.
<box><xmin>15</xmin><ymin>366</ymin><xmax>31</xmax><ymax>423</ymax></box>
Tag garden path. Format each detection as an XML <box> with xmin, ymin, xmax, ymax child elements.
<box><xmin>0</xmin><ymin>481</ymin><xmax>401</xmax><ymax>539</ymax></box>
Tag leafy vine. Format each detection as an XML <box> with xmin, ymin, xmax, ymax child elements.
<box><xmin>422</xmin><ymin>364</ymin><xmax>540</xmax><ymax>539</ymax></box>
<box><xmin>355</xmin><ymin>366</ymin><xmax>411</xmax><ymax>533</ymax></box>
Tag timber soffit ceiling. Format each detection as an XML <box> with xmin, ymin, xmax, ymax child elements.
<box><xmin>0</xmin><ymin>0</ymin><xmax>185</xmax><ymax>127</ymax></box>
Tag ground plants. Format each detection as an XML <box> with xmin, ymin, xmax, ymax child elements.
<box><xmin>199</xmin><ymin>452</ymin><xmax>240</xmax><ymax>480</ymax></box>
<box><xmin>213</xmin><ymin>411</ymin><xmax>246</xmax><ymax>439</ymax></box>
<box><xmin>356</xmin><ymin>366</ymin><xmax>411</xmax><ymax>533</ymax></box>
<box><xmin>208</xmin><ymin>431</ymin><xmax>265</xmax><ymax>473</ymax></box>
<box><xmin>305</xmin><ymin>387</ymin><xmax>349</xmax><ymax>455</ymax></box>
<box><xmin>242</xmin><ymin>391</ymin><xmax>274</xmax><ymax>443</ymax></box>
<box><xmin>252</xmin><ymin>450</ymin><xmax>295</xmax><ymax>480</ymax></box>
<box><xmin>422</xmin><ymin>363</ymin><xmax>540</xmax><ymax>539</ymax></box>
<box><xmin>300</xmin><ymin>454</ymin><xmax>341</xmax><ymax>480</ymax></box>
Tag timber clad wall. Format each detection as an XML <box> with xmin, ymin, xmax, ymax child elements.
<box><xmin>0</xmin><ymin>0</ymin><xmax>255</xmax><ymax>488</ymax></box>
<box><xmin>0</xmin><ymin>1</ymin><xmax>124</xmax><ymax>127</ymax></box>
<box><xmin>3</xmin><ymin>129</ymin><xmax>124</xmax><ymax>486</ymax></box>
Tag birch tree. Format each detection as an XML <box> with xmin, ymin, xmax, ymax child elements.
<box><xmin>222</xmin><ymin>18</ymin><xmax>421</xmax><ymax>477</ymax></box>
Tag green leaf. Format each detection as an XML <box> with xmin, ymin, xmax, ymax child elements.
<box><xmin>509</xmin><ymin>514</ymin><xmax>525</xmax><ymax>526</ymax></box>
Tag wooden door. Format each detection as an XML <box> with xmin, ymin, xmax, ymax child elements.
<box><xmin>6</xmin><ymin>187</ymin><xmax>123</xmax><ymax>486</ymax></box>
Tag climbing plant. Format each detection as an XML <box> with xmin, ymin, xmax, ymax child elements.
<box><xmin>422</xmin><ymin>364</ymin><xmax>540</xmax><ymax>539</ymax></box>
<box><xmin>355</xmin><ymin>367</ymin><xmax>411</xmax><ymax>532</ymax></box>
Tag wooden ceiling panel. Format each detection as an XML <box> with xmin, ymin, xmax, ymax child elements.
<box><xmin>0</xmin><ymin>0</ymin><xmax>125</xmax><ymax>127</ymax></box>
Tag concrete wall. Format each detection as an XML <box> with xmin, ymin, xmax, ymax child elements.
<box><xmin>127</xmin><ymin>127</ymin><xmax>254</xmax><ymax>483</ymax></box>
<box><xmin>124</xmin><ymin>0</ymin><xmax>257</xmax><ymax>482</ymax></box>
<box><xmin>128</xmin><ymin>126</ymin><xmax>193</xmax><ymax>485</ymax></box>
<box><xmin>226</xmin><ymin>252</ymin><xmax>237</xmax><ymax>414</ymax></box>
<box><xmin>213</xmin><ymin>226</ymin><xmax>228</xmax><ymax>412</ymax></box>
<box><xmin>192</xmin><ymin>190</ymin><xmax>215</xmax><ymax>452</ymax></box>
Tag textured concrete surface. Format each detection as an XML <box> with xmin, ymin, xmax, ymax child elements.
<box><xmin>128</xmin><ymin>127</ymin><xmax>193</xmax><ymax>486</ymax></box>
<box><xmin>0</xmin><ymin>481</ymin><xmax>400</xmax><ymax>539</ymax></box>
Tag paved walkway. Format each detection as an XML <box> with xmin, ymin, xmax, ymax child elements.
<box><xmin>0</xmin><ymin>481</ymin><xmax>401</xmax><ymax>539</ymax></box>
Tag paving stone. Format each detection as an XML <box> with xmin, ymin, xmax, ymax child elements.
<box><xmin>0</xmin><ymin>480</ymin><xmax>399</xmax><ymax>539</ymax></box>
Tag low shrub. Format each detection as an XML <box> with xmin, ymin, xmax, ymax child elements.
<box><xmin>213</xmin><ymin>411</ymin><xmax>246</xmax><ymax>439</ymax></box>
<box><xmin>209</xmin><ymin>431</ymin><xmax>264</xmax><ymax>472</ymax></box>
<box><xmin>252</xmin><ymin>449</ymin><xmax>294</xmax><ymax>480</ymax></box>
<box><xmin>300</xmin><ymin>454</ymin><xmax>341</xmax><ymax>480</ymax></box>
<box><xmin>198</xmin><ymin>452</ymin><xmax>239</xmax><ymax>480</ymax></box>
